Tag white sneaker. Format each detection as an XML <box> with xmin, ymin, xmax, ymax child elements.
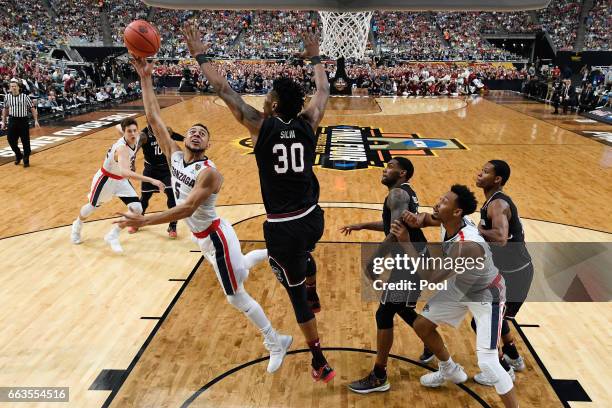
<box><xmin>104</xmin><ymin>231</ymin><xmax>123</xmax><ymax>253</ymax></box>
<box><xmin>474</xmin><ymin>366</ymin><xmax>515</xmax><ymax>386</ymax></box>
<box><xmin>71</xmin><ymin>219</ymin><xmax>83</xmax><ymax>244</ymax></box>
<box><xmin>420</xmin><ymin>363</ymin><xmax>467</xmax><ymax>388</ymax></box>
<box><xmin>504</xmin><ymin>354</ymin><xmax>526</xmax><ymax>372</ymax></box>
<box><xmin>264</xmin><ymin>333</ymin><xmax>292</xmax><ymax>373</ymax></box>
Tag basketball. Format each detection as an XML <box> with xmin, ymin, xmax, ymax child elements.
<box><xmin>123</xmin><ymin>20</ymin><xmax>160</xmax><ymax>58</ymax></box>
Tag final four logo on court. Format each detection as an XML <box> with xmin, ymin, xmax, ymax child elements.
<box><xmin>236</xmin><ymin>125</ymin><xmax>468</xmax><ymax>171</ymax></box>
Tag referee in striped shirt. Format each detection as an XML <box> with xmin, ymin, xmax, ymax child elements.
<box><xmin>1</xmin><ymin>80</ymin><xmax>40</xmax><ymax>167</ymax></box>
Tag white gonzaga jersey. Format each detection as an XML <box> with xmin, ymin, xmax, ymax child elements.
<box><xmin>440</xmin><ymin>216</ymin><xmax>500</xmax><ymax>299</ymax></box>
<box><xmin>170</xmin><ymin>151</ymin><xmax>219</xmax><ymax>232</ymax></box>
<box><xmin>102</xmin><ymin>136</ymin><xmax>139</xmax><ymax>175</ymax></box>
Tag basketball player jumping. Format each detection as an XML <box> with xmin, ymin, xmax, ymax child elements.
<box><xmin>116</xmin><ymin>56</ymin><xmax>292</xmax><ymax>374</ymax></box>
<box><xmin>340</xmin><ymin>157</ymin><xmax>432</xmax><ymax>393</ymax></box>
<box><xmin>474</xmin><ymin>160</ymin><xmax>533</xmax><ymax>384</ymax></box>
<box><xmin>70</xmin><ymin>118</ymin><xmax>165</xmax><ymax>253</ymax></box>
<box><xmin>400</xmin><ymin>185</ymin><xmax>518</xmax><ymax>408</ymax></box>
<box><xmin>183</xmin><ymin>22</ymin><xmax>335</xmax><ymax>382</ymax></box>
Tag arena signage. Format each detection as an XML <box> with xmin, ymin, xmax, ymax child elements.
<box><xmin>0</xmin><ymin>113</ymin><xmax>138</xmax><ymax>161</ymax></box>
<box><xmin>236</xmin><ymin>125</ymin><xmax>467</xmax><ymax>170</ymax></box>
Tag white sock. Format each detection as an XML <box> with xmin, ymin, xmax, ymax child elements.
<box><xmin>108</xmin><ymin>225</ymin><xmax>121</xmax><ymax>238</ymax></box>
<box><xmin>245</xmin><ymin>302</ymin><xmax>273</xmax><ymax>335</ymax></box>
<box><xmin>244</xmin><ymin>249</ymin><xmax>268</xmax><ymax>270</ymax></box>
<box><xmin>439</xmin><ymin>357</ymin><xmax>455</xmax><ymax>371</ymax></box>
<box><xmin>80</xmin><ymin>203</ymin><xmax>95</xmax><ymax>218</ymax></box>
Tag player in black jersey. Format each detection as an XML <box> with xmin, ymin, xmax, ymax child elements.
<box><xmin>184</xmin><ymin>23</ymin><xmax>335</xmax><ymax>382</ymax></box>
<box><xmin>138</xmin><ymin>125</ymin><xmax>185</xmax><ymax>238</ymax></box>
<box><xmin>340</xmin><ymin>157</ymin><xmax>432</xmax><ymax>393</ymax></box>
<box><xmin>474</xmin><ymin>160</ymin><xmax>533</xmax><ymax>383</ymax></box>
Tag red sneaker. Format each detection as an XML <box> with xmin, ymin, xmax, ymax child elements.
<box><xmin>167</xmin><ymin>226</ymin><xmax>177</xmax><ymax>239</ymax></box>
<box><xmin>311</xmin><ymin>363</ymin><xmax>336</xmax><ymax>383</ymax></box>
<box><xmin>127</xmin><ymin>226</ymin><xmax>138</xmax><ymax>234</ymax></box>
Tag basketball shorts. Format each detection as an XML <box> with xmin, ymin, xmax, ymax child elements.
<box><xmin>501</xmin><ymin>262</ymin><xmax>534</xmax><ymax>319</ymax></box>
<box><xmin>141</xmin><ymin>163</ymin><xmax>172</xmax><ymax>193</ymax></box>
<box><xmin>421</xmin><ymin>278</ymin><xmax>506</xmax><ymax>350</ymax></box>
<box><xmin>263</xmin><ymin>205</ymin><xmax>324</xmax><ymax>287</ymax></box>
<box><xmin>196</xmin><ymin>218</ymin><xmax>249</xmax><ymax>296</ymax></box>
<box><xmin>88</xmin><ymin>169</ymin><xmax>139</xmax><ymax>207</ymax></box>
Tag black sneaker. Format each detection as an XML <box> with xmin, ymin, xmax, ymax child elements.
<box><xmin>348</xmin><ymin>371</ymin><xmax>390</xmax><ymax>394</ymax></box>
<box><xmin>307</xmin><ymin>290</ymin><xmax>321</xmax><ymax>313</ymax></box>
<box><xmin>419</xmin><ymin>346</ymin><xmax>435</xmax><ymax>364</ymax></box>
<box><xmin>23</xmin><ymin>157</ymin><xmax>30</xmax><ymax>168</ymax></box>
<box><xmin>14</xmin><ymin>156</ymin><xmax>22</xmax><ymax>165</ymax></box>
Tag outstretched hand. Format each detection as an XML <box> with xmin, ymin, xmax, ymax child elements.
<box><xmin>114</xmin><ymin>211</ymin><xmax>147</xmax><ymax>229</ymax></box>
<box><xmin>130</xmin><ymin>55</ymin><xmax>155</xmax><ymax>78</ymax></box>
<box><xmin>301</xmin><ymin>31</ymin><xmax>320</xmax><ymax>58</ymax></box>
<box><xmin>182</xmin><ymin>21</ymin><xmax>210</xmax><ymax>57</ymax></box>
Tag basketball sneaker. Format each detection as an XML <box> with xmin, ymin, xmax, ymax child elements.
<box><xmin>348</xmin><ymin>371</ymin><xmax>390</xmax><ymax>394</ymax></box>
<box><xmin>167</xmin><ymin>225</ymin><xmax>177</xmax><ymax>239</ymax></box>
<box><xmin>474</xmin><ymin>366</ymin><xmax>515</xmax><ymax>386</ymax></box>
<box><xmin>71</xmin><ymin>219</ymin><xmax>83</xmax><ymax>244</ymax></box>
<box><xmin>311</xmin><ymin>361</ymin><xmax>336</xmax><ymax>383</ymax></box>
<box><xmin>127</xmin><ymin>227</ymin><xmax>138</xmax><ymax>234</ymax></box>
<box><xmin>264</xmin><ymin>333</ymin><xmax>292</xmax><ymax>373</ymax></box>
<box><xmin>104</xmin><ymin>230</ymin><xmax>123</xmax><ymax>253</ymax></box>
<box><xmin>419</xmin><ymin>346</ymin><xmax>435</xmax><ymax>364</ymax></box>
<box><xmin>503</xmin><ymin>355</ymin><xmax>526</xmax><ymax>372</ymax></box>
<box><xmin>420</xmin><ymin>362</ymin><xmax>467</xmax><ymax>388</ymax></box>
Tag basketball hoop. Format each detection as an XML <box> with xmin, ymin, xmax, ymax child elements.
<box><xmin>318</xmin><ymin>11</ymin><xmax>373</xmax><ymax>60</ymax></box>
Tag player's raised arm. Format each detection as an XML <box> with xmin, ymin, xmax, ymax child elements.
<box><xmin>115</xmin><ymin>167</ymin><xmax>223</xmax><ymax>228</ymax></box>
<box><xmin>131</xmin><ymin>56</ymin><xmax>180</xmax><ymax>159</ymax></box>
<box><xmin>300</xmin><ymin>32</ymin><xmax>330</xmax><ymax>132</ymax></box>
<box><xmin>182</xmin><ymin>21</ymin><xmax>264</xmax><ymax>141</ymax></box>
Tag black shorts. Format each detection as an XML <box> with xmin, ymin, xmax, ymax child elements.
<box><xmin>141</xmin><ymin>164</ymin><xmax>172</xmax><ymax>193</ymax></box>
<box><xmin>502</xmin><ymin>262</ymin><xmax>534</xmax><ymax>318</ymax></box>
<box><xmin>264</xmin><ymin>206</ymin><xmax>324</xmax><ymax>287</ymax></box>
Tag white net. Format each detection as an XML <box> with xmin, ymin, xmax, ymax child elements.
<box><xmin>318</xmin><ymin>11</ymin><xmax>373</xmax><ymax>60</ymax></box>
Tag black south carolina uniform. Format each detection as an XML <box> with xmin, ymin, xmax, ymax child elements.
<box><xmin>254</xmin><ymin>115</ymin><xmax>323</xmax><ymax>287</ymax></box>
<box><xmin>140</xmin><ymin>127</ymin><xmax>184</xmax><ymax>192</ymax></box>
<box><xmin>376</xmin><ymin>183</ymin><xmax>428</xmax><ymax>329</ymax></box>
<box><xmin>480</xmin><ymin>191</ymin><xmax>533</xmax><ymax>317</ymax></box>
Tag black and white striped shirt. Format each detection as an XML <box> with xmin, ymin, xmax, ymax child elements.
<box><xmin>4</xmin><ymin>93</ymin><xmax>33</xmax><ymax>118</ymax></box>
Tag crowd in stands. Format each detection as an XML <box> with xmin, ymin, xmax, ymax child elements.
<box><xmin>108</xmin><ymin>0</ymin><xmax>151</xmax><ymax>44</ymax></box>
<box><xmin>157</xmin><ymin>60</ymin><xmax>524</xmax><ymax>96</ymax></box>
<box><xmin>48</xmin><ymin>0</ymin><xmax>102</xmax><ymax>43</ymax></box>
<box><xmin>537</xmin><ymin>0</ymin><xmax>581</xmax><ymax>50</ymax></box>
<box><xmin>583</xmin><ymin>0</ymin><xmax>610</xmax><ymax>51</ymax></box>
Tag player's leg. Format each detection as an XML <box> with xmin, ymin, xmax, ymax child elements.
<box><xmin>71</xmin><ymin>171</ymin><xmax>109</xmax><ymax>244</ymax></box>
<box><xmin>104</xmin><ymin>181</ymin><xmax>141</xmax><ymax>253</ymax></box>
<box><xmin>163</xmin><ymin>179</ymin><xmax>178</xmax><ymax>238</ymax></box>
<box><xmin>305</xmin><ymin>252</ymin><xmax>320</xmax><ymax>313</ymax></box>
<box><xmin>416</xmin><ymin>293</ymin><xmax>468</xmax><ymax>388</ymax></box>
<box><xmin>396</xmin><ymin>303</ymin><xmax>434</xmax><ymax>363</ymax></box>
<box><xmin>207</xmin><ymin>220</ymin><xmax>291</xmax><ymax>373</ymax></box>
<box><xmin>471</xmin><ymin>300</ymin><xmax>518</xmax><ymax>408</ymax></box>
<box><xmin>348</xmin><ymin>302</ymin><xmax>398</xmax><ymax>394</ymax></box>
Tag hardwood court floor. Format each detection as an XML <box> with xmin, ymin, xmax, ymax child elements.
<box><xmin>0</xmin><ymin>93</ymin><xmax>610</xmax><ymax>407</ymax></box>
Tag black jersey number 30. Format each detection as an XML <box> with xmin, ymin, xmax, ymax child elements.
<box><xmin>272</xmin><ymin>143</ymin><xmax>304</xmax><ymax>174</ymax></box>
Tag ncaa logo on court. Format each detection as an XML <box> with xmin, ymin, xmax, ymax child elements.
<box><xmin>235</xmin><ymin>125</ymin><xmax>467</xmax><ymax>171</ymax></box>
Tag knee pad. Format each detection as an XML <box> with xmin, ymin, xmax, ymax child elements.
<box><xmin>127</xmin><ymin>202</ymin><xmax>143</xmax><ymax>215</ymax></box>
<box><xmin>501</xmin><ymin>319</ymin><xmax>510</xmax><ymax>336</ymax></box>
<box><xmin>376</xmin><ymin>303</ymin><xmax>395</xmax><ymax>329</ymax></box>
<box><xmin>477</xmin><ymin>348</ymin><xmax>513</xmax><ymax>395</ymax></box>
<box><xmin>286</xmin><ymin>283</ymin><xmax>314</xmax><ymax>323</ymax></box>
<box><xmin>80</xmin><ymin>203</ymin><xmax>95</xmax><ymax>218</ymax></box>
<box><xmin>305</xmin><ymin>253</ymin><xmax>317</xmax><ymax>278</ymax></box>
<box><xmin>226</xmin><ymin>288</ymin><xmax>256</xmax><ymax>313</ymax></box>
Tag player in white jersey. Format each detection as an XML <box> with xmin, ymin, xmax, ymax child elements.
<box><xmin>398</xmin><ymin>185</ymin><xmax>518</xmax><ymax>408</ymax></box>
<box><xmin>70</xmin><ymin>118</ymin><xmax>165</xmax><ymax>253</ymax></box>
<box><xmin>114</xmin><ymin>56</ymin><xmax>292</xmax><ymax>374</ymax></box>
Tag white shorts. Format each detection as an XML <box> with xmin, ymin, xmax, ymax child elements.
<box><xmin>421</xmin><ymin>283</ymin><xmax>505</xmax><ymax>350</ymax></box>
<box><xmin>196</xmin><ymin>218</ymin><xmax>248</xmax><ymax>296</ymax></box>
<box><xmin>88</xmin><ymin>169</ymin><xmax>138</xmax><ymax>207</ymax></box>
